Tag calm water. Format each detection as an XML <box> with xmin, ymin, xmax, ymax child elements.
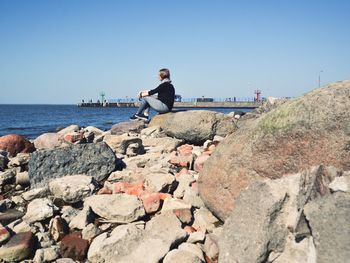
<box><xmin>0</xmin><ymin>105</ymin><xmax>251</xmax><ymax>139</ymax></box>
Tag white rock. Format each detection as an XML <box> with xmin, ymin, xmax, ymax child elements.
<box><xmin>56</xmin><ymin>258</ymin><xmax>76</xmax><ymax>263</ymax></box>
<box><xmin>69</xmin><ymin>206</ymin><xmax>94</xmax><ymax>230</ymax></box>
<box><xmin>144</xmin><ymin>172</ymin><xmax>176</xmax><ymax>193</ymax></box>
<box><xmin>61</xmin><ymin>206</ymin><xmax>79</xmax><ymax>224</ymax></box>
<box><xmin>57</xmin><ymin>125</ymin><xmax>80</xmax><ymax>136</ymax></box>
<box><xmin>82</xmin><ymin>223</ymin><xmax>101</xmax><ymax>240</ymax></box>
<box><xmin>10</xmin><ymin>195</ymin><xmax>26</xmax><ymax>206</ymax></box>
<box><xmin>173</xmin><ymin>173</ymin><xmax>195</xmax><ymax>199</ymax></box>
<box><xmin>33</xmin><ymin>246</ymin><xmax>60</xmax><ymax>263</ymax></box>
<box><xmin>329</xmin><ymin>175</ymin><xmax>350</xmax><ymax>193</ymax></box>
<box><xmin>161</xmin><ymin>197</ymin><xmax>192</xmax><ymax>213</ymax></box>
<box><xmin>22</xmin><ymin>187</ymin><xmax>49</xmax><ymax>201</ymax></box>
<box><xmin>163</xmin><ymin>249</ymin><xmax>204</xmax><ymax>263</ymax></box>
<box><xmin>49</xmin><ymin>175</ymin><xmax>95</xmax><ymax>203</ymax></box>
<box><xmin>183</xmin><ymin>187</ymin><xmax>205</xmax><ymax>208</ymax></box>
<box><xmin>192</xmin><ymin>207</ymin><xmax>220</xmax><ymax>232</ymax></box>
<box><xmin>23</xmin><ymin>198</ymin><xmax>58</xmax><ymax>223</ymax></box>
<box><xmin>84</xmin><ymin>194</ymin><xmax>145</xmax><ymax>223</ymax></box>
<box><xmin>188</xmin><ymin>231</ymin><xmax>206</xmax><ymax>243</ymax></box>
<box><xmin>0</xmin><ymin>169</ymin><xmax>15</xmax><ymax>185</ymax></box>
<box><xmin>178</xmin><ymin>243</ymin><xmax>205</xmax><ymax>261</ymax></box>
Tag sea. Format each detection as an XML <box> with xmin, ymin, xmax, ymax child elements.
<box><xmin>0</xmin><ymin>104</ymin><xmax>252</xmax><ymax>139</ymax></box>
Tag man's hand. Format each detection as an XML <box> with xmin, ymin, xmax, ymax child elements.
<box><xmin>139</xmin><ymin>90</ymin><xmax>149</xmax><ymax>98</ymax></box>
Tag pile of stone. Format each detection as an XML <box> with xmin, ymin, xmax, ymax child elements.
<box><xmin>0</xmin><ymin>110</ymin><xmax>234</xmax><ymax>262</ymax></box>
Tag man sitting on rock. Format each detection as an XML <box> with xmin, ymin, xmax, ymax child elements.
<box><xmin>130</xmin><ymin>68</ymin><xmax>175</xmax><ymax>121</ymax></box>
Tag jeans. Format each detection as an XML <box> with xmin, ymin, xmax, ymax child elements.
<box><xmin>136</xmin><ymin>96</ymin><xmax>169</xmax><ymax>115</ymax></box>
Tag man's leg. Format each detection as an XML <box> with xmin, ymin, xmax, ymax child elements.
<box><xmin>135</xmin><ymin>99</ymin><xmax>150</xmax><ymax>115</ymax></box>
<box><xmin>143</xmin><ymin>96</ymin><xmax>169</xmax><ymax>114</ymax></box>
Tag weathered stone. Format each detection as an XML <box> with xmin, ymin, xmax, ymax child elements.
<box><xmin>0</xmin><ymin>199</ymin><xmax>13</xmax><ymax>212</ymax></box>
<box><xmin>193</xmin><ymin>207</ymin><xmax>220</xmax><ymax>232</ymax></box>
<box><xmin>174</xmin><ymin>173</ymin><xmax>196</xmax><ymax>199</ymax></box>
<box><xmin>57</xmin><ymin>124</ymin><xmax>80</xmax><ymax>136</ymax></box>
<box><xmin>0</xmin><ymin>169</ymin><xmax>16</xmax><ymax>185</ymax></box>
<box><xmin>0</xmin><ymin>224</ymin><xmax>11</xmax><ymax>244</ymax></box>
<box><xmin>36</xmin><ymin>231</ymin><xmax>54</xmax><ymax>248</ymax></box>
<box><xmin>69</xmin><ymin>206</ymin><xmax>94</xmax><ymax>230</ymax></box>
<box><xmin>103</xmin><ymin>134</ymin><xmax>144</xmax><ymax>155</ymax></box>
<box><xmin>194</xmin><ymin>154</ymin><xmax>210</xmax><ymax>173</ymax></box>
<box><xmin>0</xmin><ymin>155</ymin><xmax>8</xmax><ymax>171</ymax></box>
<box><xmin>49</xmin><ymin>216</ymin><xmax>69</xmax><ymax>242</ymax></box>
<box><xmin>163</xmin><ymin>249</ymin><xmax>204</xmax><ymax>263</ymax></box>
<box><xmin>0</xmin><ymin>134</ymin><xmax>35</xmax><ymax>157</ymax></box>
<box><xmin>143</xmin><ymin>137</ymin><xmax>183</xmax><ymax>153</ymax></box>
<box><xmin>203</xmin><ymin>233</ymin><xmax>220</xmax><ymax>262</ymax></box>
<box><xmin>188</xmin><ymin>231</ymin><xmax>206</xmax><ymax>243</ymax></box>
<box><xmin>108</xmin><ymin>168</ymin><xmax>147</xmax><ymax>183</ymax></box>
<box><xmin>329</xmin><ymin>174</ymin><xmax>350</xmax><ymax>193</ymax></box>
<box><xmin>60</xmin><ymin>232</ymin><xmax>89</xmax><ymax>261</ymax></box>
<box><xmin>199</xmin><ymin>80</ymin><xmax>350</xmax><ymax>220</ymax></box>
<box><xmin>149</xmin><ymin>110</ymin><xmax>236</xmax><ymax>144</ymax></box>
<box><xmin>33</xmin><ymin>133</ymin><xmax>61</xmax><ymax>149</ymax></box>
<box><xmin>15</xmin><ymin>171</ymin><xmax>30</xmax><ymax>185</ymax></box>
<box><xmin>88</xmin><ymin>212</ymin><xmax>187</xmax><ymax>263</ymax></box>
<box><xmin>49</xmin><ymin>175</ymin><xmax>96</xmax><ymax>203</ymax></box>
<box><xmin>0</xmin><ymin>209</ymin><xmax>25</xmax><ymax>226</ymax></box>
<box><xmin>61</xmin><ymin>206</ymin><xmax>79</xmax><ymax>224</ymax></box>
<box><xmin>162</xmin><ymin>197</ymin><xmax>192</xmax><ymax>213</ymax></box>
<box><xmin>84</xmin><ymin>194</ymin><xmax>145</xmax><ymax>223</ymax></box>
<box><xmin>23</xmin><ymin>198</ymin><xmax>58</xmax><ymax>223</ymax></box>
<box><xmin>183</xmin><ymin>187</ymin><xmax>205</xmax><ymax>208</ymax></box>
<box><xmin>178</xmin><ymin>242</ymin><xmax>205</xmax><ymax>262</ymax></box>
<box><xmin>28</xmin><ymin>142</ymin><xmax>116</xmax><ymax>187</ymax></box>
<box><xmin>22</xmin><ymin>186</ymin><xmax>49</xmax><ymax>201</ymax></box>
<box><xmin>113</xmin><ymin>181</ymin><xmax>144</xmax><ymax>196</ymax></box>
<box><xmin>140</xmin><ymin>126</ymin><xmax>162</xmax><ymax>138</ymax></box>
<box><xmin>82</xmin><ymin>223</ymin><xmax>101</xmax><ymax>241</ymax></box>
<box><xmin>33</xmin><ymin>246</ymin><xmax>60</xmax><ymax>263</ymax></box>
<box><xmin>0</xmin><ymin>232</ymin><xmax>36</xmax><ymax>262</ymax></box>
<box><xmin>304</xmin><ymin>192</ymin><xmax>350</xmax><ymax>263</ymax></box>
<box><xmin>139</xmin><ymin>192</ymin><xmax>161</xmax><ymax>214</ymax></box>
<box><xmin>173</xmin><ymin>208</ymin><xmax>193</xmax><ymax>224</ymax></box>
<box><xmin>63</xmin><ymin>132</ymin><xmax>85</xmax><ymax>144</ymax></box>
<box><xmin>111</xmin><ymin>120</ymin><xmax>146</xmax><ymax>135</ymax></box>
<box><xmin>144</xmin><ymin>172</ymin><xmax>176</xmax><ymax>193</ymax></box>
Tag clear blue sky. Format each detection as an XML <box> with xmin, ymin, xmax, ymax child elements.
<box><xmin>0</xmin><ymin>0</ymin><xmax>349</xmax><ymax>104</ymax></box>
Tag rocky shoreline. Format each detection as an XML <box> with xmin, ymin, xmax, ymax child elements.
<box><xmin>0</xmin><ymin>80</ymin><xmax>349</xmax><ymax>263</ymax></box>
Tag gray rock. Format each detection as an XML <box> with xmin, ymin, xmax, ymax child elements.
<box><xmin>15</xmin><ymin>171</ymin><xmax>30</xmax><ymax>185</ymax></box>
<box><xmin>69</xmin><ymin>206</ymin><xmax>94</xmax><ymax>230</ymax></box>
<box><xmin>82</xmin><ymin>223</ymin><xmax>101</xmax><ymax>241</ymax></box>
<box><xmin>103</xmin><ymin>134</ymin><xmax>144</xmax><ymax>155</ymax></box>
<box><xmin>61</xmin><ymin>206</ymin><xmax>79</xmax><ymax>224</ymax></box>
<box><xmin>161</xmin><ymin>197</ymin><xmax>192</xmax><ymax>213</ymax></box>
<box><xmin>163</xmin><ymin>249</ymin><xmax>203</xmax><ymax>263</ymax></box>
<box><xmin>187</xmin><ymin>231</ymin><xmax>206</xmax><ymax>244</ymax></box>
<box><xmin>0</xmin><ymin>169</ymin><xmax>15</xmax><ymax>185</ymax></box>
<box><xmin>22</xmin><ymin>186</ymin><xmax>50</xmax><ymax>201</ymax></box>
<box><xmin>0</xmin><ymin>155</ymin><xmax>8</xmax><ymax>171</ymax></box>
<box><xmin>57</xmin><ymin>124</ymin><xmax>80</xmax><ymax>136</ymax></box>
<box><xmin>183</xmin><ymin>187</ymin><xmax>205</xmax><ymax>208</ymax></box>
<box><xmin>28</xmin><ymin>142</ymin><xmax>117</xmax><ymax>187</ymax></box>
<box><xmin>142</xmin><ymin>137</ymin><xmax>183</xmax><ymax>153</ymax></box>
<box><xmin>56</xmin><ymin>258</ymin><xmax>77</xmax><ymax>263</ymax></box>
<box><xmin>111</xmin><ymin>120</ymin><xmax>146</xmax><ymax>135</ymax></box>
<box><xmin>0</xmin><ymin>199</ymin><xmax>13</xmax><ymax>212</ymax></box>
<box><xmin>304</xmin><ymin>192</ymin><xmax>350</xmax><ymax>263</ymax></box>
<box><xmin>178</xmin><ymin>243</ymin><xmax>205</xmax><ymax>262</ymax></box>
<box><xmin>149</xmin><ymin>110</ymin><xmax>236</xmax><ymax>144</ymax></box>
<box><xmin>173</xmin><ymin>173</ymin><xmax>195</xmax><ymax>199</ymax></box>
<box><xmin>192</xmin><ymin>207</ymin><xmax>220</xmax><ymax>232</ymax></box>
<box><xmin>88</xmin><ymin>213</ymin><xmax>187</xmax><ymax>263</ymax></box>
<box><xmin>8</xmin><ymin>153</ymin><xmax>30</xmax><ymax>168</ymax></box>
<box><xmin>84</xmin><ymin>194</ymin><xmax>145</xmax><ymax>223</ymax></box>
<box><xmin>33</xmin><ymin>133</ymin><xmax>61</xmax><ymax>150</ymax></box>
<box><xmin>33</xmin><ymin>246</ymin><xmax>60</xmax><ymax>263</ymax></box>
<box><xmin>144</xmin><ymin>172</ymin><xmax>177</xmax><ymax>193</ymax></box>
<box><xmin>203</xmin><ymin>233</ymin><xmax>220</xmax><ymax>261</ymax></box>
<box><xmin>329</xmin><ymin>175</ymin><xmax>350</xmax><ymax>193</ymax></box>
<box><xmin>23</xmin><ymin>198</ymin><xmax>58</xmax><ymax>224</ymax></box>
<box><xmin>49</xmin><ymin>175</ymin><xmax>96</xmax><ymax>203</ymax></box>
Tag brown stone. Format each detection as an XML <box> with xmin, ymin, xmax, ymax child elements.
<box><xmin>0</xmin><ymin>209</ymin><xmax>25</xmax><ymax>226</ymax></box>
<box><xmin>0</xmin><ymin>134</ymin><xmax>35</xmax><ymax>157</ymax></box>
<box><xmin>199</xmin><ymin>80</ymin><xmax>350</xmax><ymax>220</ymax></box>
<box><xmin>139</xmin><ymin>192</ymin><xmax>161</xmax><ymax>214</ymax></box>
<box><xmin>0</xmin><ymin>232</ymin><xmax>36</xmax><ymax>262</ymax></box>
<box><xmin>173</xmin><ymin>208</ymin><xmax>193</xmax><ymax>224</ymax></box>
<box><xmin>60</xmin><ymin>232</ymin><xmax>89</xmax><ymax>261</ymax></box>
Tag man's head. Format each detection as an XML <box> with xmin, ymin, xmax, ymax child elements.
<box><xmin>158</xmin><ymin>68</ymin><xmax>170</xmax><ymax>80</ymax></box>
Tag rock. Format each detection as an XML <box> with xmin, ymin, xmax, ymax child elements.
<box><xmin>88</xmin><ymin>213</ymin><xmax>187</xmax><ymax>263</ymax></box>
<box><xmin>270</xmin><ymin>234</ymin><xmax>316</xmax><ymax>263</ymax></box>
<box><xmin>0</xmin><ymin>155</ymin><xmax>8</xmax><ymax>171</ymax></box>
<box><xmin>139</xmin><ymin>192</ymin><xmax>161</xmax><ymax>214</ymax></box>
<box><xmin>28</xmin><ymin>142</ymin><xmax>116</xmax><ymax>187</ymax></box>
<box><xmin>61</xmin><ymin>206</ymin><xmax>79</xmax><ymax>224</ymax></box>
<box><xmin>194</xmin><ymin>154</ymin><xmax>210</xmax><ymax>173</ymax></box>
<box><xmin>0</xmin><ymin>134</ymin><xmax>35</xmax><ymax>157</ymax></box>
<box><xmin>0</xmin><ymin>209</ymin><xmax>25</xmax><ymax>226</ymax></box>
<box><xmin>63</xmin><ymin>132</ymin><xmax>85</xmax><ymax>144</ymax></box>
<box><xmin>149</xmin><ymin>110</ymin><xmax>236</xmax><ymax>145</ymax></box>
<box><xmin>173</xmin><ymin>208</ymin><xmax>193</xmax><ymax>224</ymax></box>
<box><xmin>23</xmin><ymin>198</ymin><xmax>58</xmax><ymax>224</ymax></box>
<box><xmin>193</xmin><ymin>207</ymin><xmax>220</xmax><ymax>232</ymax></box>
<box><xmin>218</xmin><ymin>167</ymin><xmax>331</xmax><ymax>263</ymax></box>
<box><xmin>84</xmin><ymin>126</ymin><xmax>104</xmax><ymax>136</ymax></box>
<box><xmin>0</xmin><ymin>232</ymin><xmax>36</xmax><ymax>262</ymax></box>
<box><xmin>15</xmin><ymin>171</ymin><xmax>30</xmax><ymax>185</ymax></box>
<box><xmin>82</xmin><ymin>223</ymin><xmax>101</xmax><ymax>241</ymax></box>
<box><xmin>199</xmin><ymin>80</ymin><xmax>350</xmax><ymax>220</ymax></box>
<box><xmin>143</xmin><ymin>137</ymin><xmax>183</xmax><ymax>153</ymax></box>
<box><xmin>8</xmin><ymin>152</ymin><xmax>30</xmax><ymax>168</ymax></box>
<box><xmin>174</xmin><ymin>173</ymin><xmax>196</xmax><ymax>199</ymax></box>
<box><xmin>84</xmin><ymin>194</ymin><xmax>145</xmax><ymax>223</ymax></box>
<box><xmin>49</xmin><ymin>175</ymin><xmax>96</xmax><ymax>203</ymax></box>
<box><xmin>56</xmin><ymin>258</ymin><xmax>76</xmax><ymax>263</ymax></box>
<box><xmin>161</xmin><ymin>197</ymin><xmax>192</xmax><ymax>213</ymax></box>
<box><xmin>144</xmin><ymin>172</ymin><xmax>176</xmax><ymax>193</ymax></box>
<box><xmin>0</xmin><ymin>199</ymin><xmax>13</xmax><ymax>212</ymax></box>
<box><xmin>0</xmin><ymin>169</ymin><xmax>15</xmax><ymax>185</ymax></box>
<box><xmin>0</xmin><ymin>224</ymin><xmax>11</xmax><ymax>244</ymax></box>
<box><xmin>60</xmin><ymin>232</ymin><xmax>89</xmax><ymax>261</ymax></box>
<box><xmin>57</xmin><ymin>124</ymin><xmax>80</xmax><ymax>136</ymax></box>
<box><xmin>183</xmin><ymin>187</ymin><xmax>205</xmax><ymax>208</ymax></box>
<box><xmin>22</xmin><ymin>186</ymin><xmax>49</xmax><ymax>201</ymax></box>
<box><xmin>163</xmin><ymin>249</ymin><xmax>204</xmax><ymax>263</ymax></box>
<box><xmin>188</xmin><ymin>231</ymin><xmax>206</xmax><ymax>243</ymax></box>
<box><xmin>36</xmin><ymin>232</ymin><xmax>54</xmax><ymax>248</ymax></box>
<box><xmin>103</xmin><ymin>134</ymin><xmax>144</xmax><ymax>155</ymax></box>
<box><xmin>203</xmin><ymin>233</ymin><xmax>220</xmax><ymax>262</ymax></box>
<box><xmin>111</xmin><ymin>120</ymin><xmax>146</xmax><ymax>135</ymax></box>
<box><xmin>304</xmin><ymin>192</ymin><xmax>350</xmax><ymax>263</ymax></box>
<box><xmin>49</xmin><ymin>216</ymin><xmax>69</xmax><ymax>242</ymax></box>
<box><xmin>108</xmin><ymin>168</ymin><xmax>147</xmax><ymax>183</ymax></box>
<box><xmin>140</xmin><ymin>126</ymin><xmax>162</xmax><ymax>138</ymax></box>
<box><xmin>178</xmin><ymin>243</ymin><xmax>205</xmax><ymax>262</ymax></box>
<box><xmin>69</xmin><ymin>206</ymin><xmax>94</xmax><ymax>230</ymax></box>
<box><xmin>33</xmin><ymin>133</ymin><xmax>61</xmax><ymax>149</ymax></box>
<box><xmin>329</xmin><ymin>175</ymin><xmax>350</xmax><ymax>193</ymax></box>
<box><xmin>11</xmin><ymin>220</ymin><xmax>31</xmax><ymax>234</ymax></box>
<box><xmin>33</xmin><ymin>246</ymin><xmax>60</xmax><ymax>263</ymax></box>
<box><xmin>113</xmin><ymin>181</ymin><xmax>144</xmax><ymax>196</ymax></box>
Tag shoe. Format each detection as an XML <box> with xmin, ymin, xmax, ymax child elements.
<box><xmin>135</xmin><ymin>113</ymin><xmax>149</xmax><ymax>121</ymax></box>
<box><xmin>130</xmin><ymin>114</ymin><xmax>138</xmax><ymax>120</ymax></box>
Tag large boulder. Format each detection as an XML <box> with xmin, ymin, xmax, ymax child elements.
<box><xmin>28</xmin><ymin>142</ymin><xmax>116</xmax><ymax>188</ymax></box>
<box><xmin>199</xmin><ymin>80</ymin><xmax>350</xmax><ymax>220</ymax></box>
<box><xmin>149</xmin><ymin>110</ymin><xmax>236</xmax><ymax>144</ymax></box>
<box><xmin>0</xmin><ymin>134</ymin><xmax>35</xmax><ymax>157</ymax></box>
